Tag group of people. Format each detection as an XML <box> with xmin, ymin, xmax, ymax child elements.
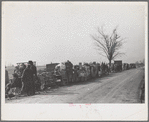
<box><xmin>6</xmin><ymin>61</ymin><xmax>38</xmax><ymax>96</ymax></box>
<box><xmin>54</xmin><ymin>61</ymin><xmax>110</xmax><ymax>84</ymax></box>
<box><xmin>5</xmin><ymin>60</ymin><xmax>135</xmax><ymax>98</ymax></box>
<box><xmin>54</xmin><ymin>61</ymin><xmax>134</xmax><ymax>84</ymax></box>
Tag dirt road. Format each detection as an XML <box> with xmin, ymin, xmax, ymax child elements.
<box><xmin>6</xmin><ymin>67</ymin><xmax>144</xmax><ymax>103</ymax></box>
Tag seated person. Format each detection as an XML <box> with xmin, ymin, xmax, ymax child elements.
<box><xmin>11</xmin><ymin>73</ymin><xmax>22</xmax><ymax>88</ymax></box>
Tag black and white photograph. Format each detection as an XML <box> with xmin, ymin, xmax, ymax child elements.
<box><xmin>1</xmin><ymin>1</ymin><xmax>148</xmax><ymax>121</ymax></box>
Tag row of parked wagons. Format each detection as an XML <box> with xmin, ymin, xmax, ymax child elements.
<box><xmin>37</xmin><ymin>61</ymin><xmax>136</xmax><ymax>90</ymax></box>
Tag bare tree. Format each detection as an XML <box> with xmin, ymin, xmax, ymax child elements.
<box><xmin>91</xmin><ymin>26</ymin><xmax>125</xmax><ymax>66</ymax></box>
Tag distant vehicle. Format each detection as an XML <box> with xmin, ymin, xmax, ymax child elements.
<box><xmin>130</xmin><ymin>63</ymin><xmax>136</xmax><ymax>68</ymax></box>
<box><xmin>114</xmin><ymin>60</ymin><xmax>122</xmax><ymax>72</ymax></box>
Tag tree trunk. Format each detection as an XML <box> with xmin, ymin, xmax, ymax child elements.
<box><xmin>109</xmin><ymin>60</ymin><xmax>111</xmax><ymax>67</ymax></box>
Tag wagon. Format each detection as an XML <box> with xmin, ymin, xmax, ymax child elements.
<box><xmin>38</xmin><ymin>62</ymin><xmax>69</xmax><ymax>89</ymax></box>
<box><xmin>38</xmin><ymin>63</ymin><xmax>58</xmax><ymax>89</ymax></box>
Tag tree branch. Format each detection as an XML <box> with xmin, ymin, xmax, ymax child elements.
<box><xmin>91</xmin><ymin>34</ymin><xmax>108</xmax><ymax>52</ymax></box>
<box><xmin>91</xmin><ymin>25</ymin><xmax>125</xmax><ymax>62</ymax></box>
<box><xmin>112</xmin><ymin>52</ymin><xmax>125</xmax><ymax>60</ymax></box>
<box><xmin>94</xmin><ymin>42</ymin><xmax>109</xmax><ymax>58</ymax></box>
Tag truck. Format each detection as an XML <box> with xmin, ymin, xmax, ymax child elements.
<box><xmin>114</xmin><ymin>60</ymin><xmax>122</xmax><ymax>72</ymax></box>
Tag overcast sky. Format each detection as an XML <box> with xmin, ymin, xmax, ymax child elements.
<box><xmin>3</xmin><ymin>2</ymin><xmax>147</xmax><ymax>66</ymax></box>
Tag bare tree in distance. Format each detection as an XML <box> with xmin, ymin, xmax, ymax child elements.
<box><xmin>91</xmin><ymin>26</ymin><xmax>126</xmax><ymax>66</ymax></box>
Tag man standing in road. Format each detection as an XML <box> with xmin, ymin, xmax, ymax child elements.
<box><xmin>28</xmin><ymin>60</ymin><xmax>38</xmax><ymax>95</ymax></box>
<box><xmin>21</xmin><ymin>64</ymin><xmax>33</xmax><ymax>96</ymax></box>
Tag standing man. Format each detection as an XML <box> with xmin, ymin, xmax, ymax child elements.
<box><xmin>28</xmin><ymin>61</ymin><xmax>37</xmax><ymax>95</ymax></box>
<box><xmin>65</xmin><ymin>60</ymin><xmax>73</xmax><ymax>84</ymax></box>
<box><xmin>21</xmin><ymin>64</ymin><xmax>33</xmax><ymax>96</ymax></box>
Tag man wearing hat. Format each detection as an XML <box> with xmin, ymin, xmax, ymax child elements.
<box><xmin>28</xmin><ymin>60</ymin><xmax>37</xmax><ymax>95</ymax></box>
<box><xmin>21</xmin><ymin>63</ymin><xmax>33</xmax><ymax>96</ymax></box>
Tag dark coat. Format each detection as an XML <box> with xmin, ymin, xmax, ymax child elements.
<box><xmin>21</xmin><ymin>67</ymin><xmax>33</xmax><ymax>83</ymax></box>
<box><xmin>30</xmin><ymin>65</ymin><xmax>37</xmax><ymax>78</ymax></box>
